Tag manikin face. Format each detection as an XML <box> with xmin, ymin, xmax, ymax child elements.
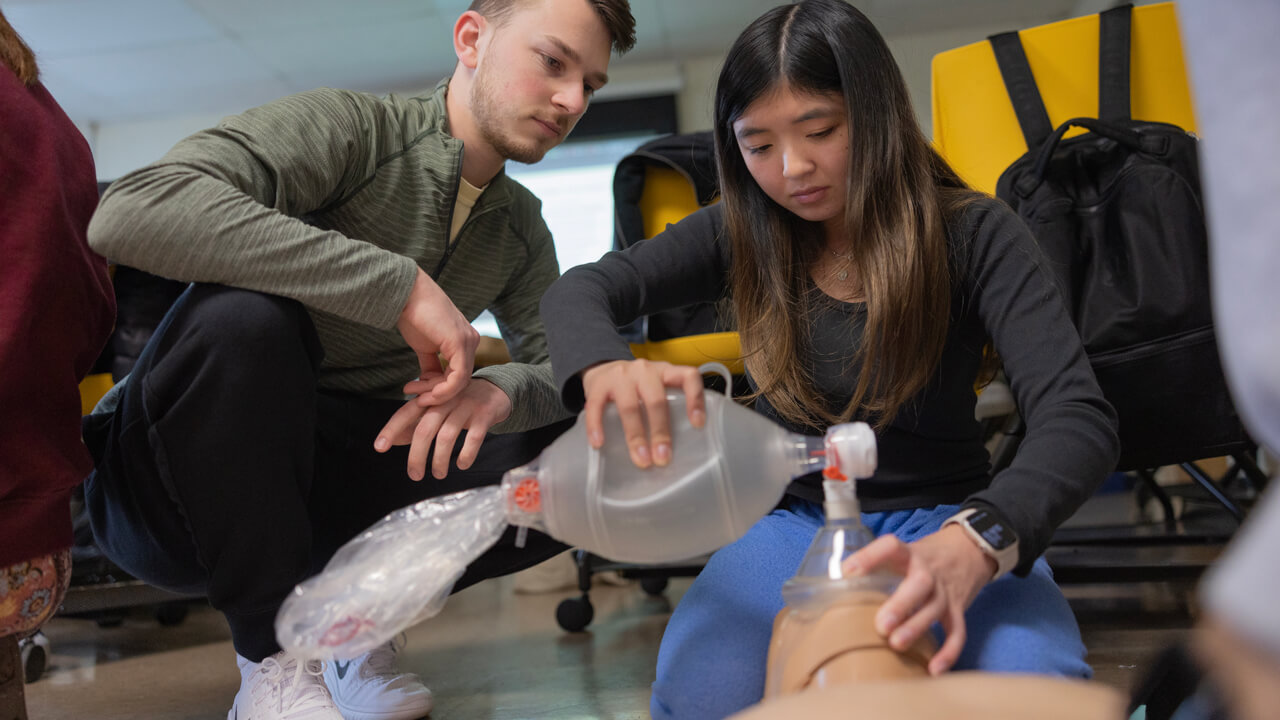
<box><xmin>470</xmin><ymin>0</ymin><xmax>613</xmax><ymax>164</ymax></box>
<box><xmin>732</xmin><ymin>84</ymin><xmax>851</xmax><ymax>235</ymax></box>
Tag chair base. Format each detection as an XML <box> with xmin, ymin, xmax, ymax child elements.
<box><xmin>554</xmin><ymin>550</ymin><xmax>708</xmax><ymax>632</ymax></box>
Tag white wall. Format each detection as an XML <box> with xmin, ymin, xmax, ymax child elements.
<box><xmin>676</xmin><ymin>55</ymin><xmax>724</xmax><ymax>135</ymax></box>
<box><xmin>92</xmin><ymin>112</ymin><xmax>232</xmax><ymax>179</ymax></box>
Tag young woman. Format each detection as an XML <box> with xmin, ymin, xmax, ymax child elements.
<box><xmin>540</xmin><ymin>1</ymin><xmax>1119</xmax><ymax>717</ymax></box>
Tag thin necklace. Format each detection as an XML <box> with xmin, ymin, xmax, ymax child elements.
<box><xmin>828</xmin><ymin>247</ymin><xmax>854</xmax><ymax>281</ymax></box>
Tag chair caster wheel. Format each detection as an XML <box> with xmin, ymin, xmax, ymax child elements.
<box><xmin>640</xmin><ymin>577</ymin><xmax>669</xmax><ymax>596</ymax></box>
<box><xmin>19</xmin><ymin>632</ymin><xmax>49</xmax><ymax>683</ymax></box>
<box><xmin>94</xmin><ymin>613</ymin><xmax>125</xmax><ymax>629</ymax></box>
<box><xmin>155</xmin><ymin>602</ymin><xmax>188</xmax><ymax>627</ymax></box>
<box><xmin>556</xmin><ymin>595</ymin><xmax>594</xmax><ymax>632</ymax></box>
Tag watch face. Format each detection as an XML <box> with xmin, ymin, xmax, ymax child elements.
<box><xmin>967</xmin><ymin>509</ymin><xmax>1016</xmax><ymax>551</ymax></box>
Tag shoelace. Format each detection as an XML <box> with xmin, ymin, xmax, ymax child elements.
<box><xmin>362</xmin><ymin>632</ymin><xmax>408</xmax><ymax>676</ymax></box>
<box><xmin>258</xmin><ymin>655</ymin><xmax>332</xmax><ymax>713</ymax></box>
<box><xmin>354</xmin><ymin>632</ymin><xmax>425</xmax><ymax>694</ymax></box>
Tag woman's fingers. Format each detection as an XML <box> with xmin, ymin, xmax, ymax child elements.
<box><xmin>672</xmin><ymin>365</ymin><xmax>708</xmax><ymax>430</ymax></box>
<box><xmin>581</xmin><ymin>381</ymin><xmax>610</xmax><ymax>449</ymax></box>
<box><xmin>927</xmin><ymin>604</ymin><xmax>968</xmax><ymax>675</ymax></box>
<box><xmin>579</xmin><ymin>360</ymin><xmax>718</xmax><ymax>468</ymax></box>
<box><xmin>875</xmin><ymin>560</ymin><xmax>934</xmax><ymax>637</ymax></box>
<box><xmin>581</xmin><ymin>361</ymin><xmax>626</xmax><ymax>449</ymax></box>
<box><xmin>844</xmin><ymin>534</ymin><xmax>910</xmax><ymax>577</ymax></box>
<box><xmin>637</xmin><ymin>366</ymin><xmax>674</xmax><ymax>466</ymax></box>
<box><xmin>884</xmin><ymin>582</ymin><xmax>943</xmax><ymax>650</ymax></box>
<box><xmin>607</xmin><ymin>379</ymin><xmax>650</xmax><ymax>467</ymax></box>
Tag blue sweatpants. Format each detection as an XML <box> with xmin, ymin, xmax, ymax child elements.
<box><xmin>650</xmin><ymin>499</ymin><xmax>1091</xmax><ymax>719</ymax></box>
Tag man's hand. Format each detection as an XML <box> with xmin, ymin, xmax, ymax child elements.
<box><xmin>397</xmin><ymin>268</ymin><xmax>479</xmax><ymax>406</ymax></box>
<box><xmin>375</xmin><ymin>378</ymin><xmax>512</xmax><ymax>481</ymax></box>
<box><xmin>841</xmin><ymin>525</ymin><xmax>997</xmax><ymax>675</ymax></box>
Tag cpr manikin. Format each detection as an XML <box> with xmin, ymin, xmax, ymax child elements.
<box><xmin>737</xmin><ymin>432</ymin><xmax>1124</xmax><ymax>720</ymax></box>
<box><xmin>764</xmin><ymin>423</ymin><xmax>936</xmax><ymax>697</ymax></box>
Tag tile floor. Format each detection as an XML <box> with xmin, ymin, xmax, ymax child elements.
<box><xmin>21</xmin><ymin>564</ymin><xmax>1196</xmax><ymax>720</ymax></box>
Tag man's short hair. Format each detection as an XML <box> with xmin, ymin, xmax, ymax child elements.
<box><xmin>467</xmin><ymin>0</ymin><xmax>636</xmax><ymax>55</ymax></box>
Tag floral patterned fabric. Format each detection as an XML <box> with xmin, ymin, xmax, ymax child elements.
<box><xmin>0</xmin><ymin>550</ymin><xmax>70</xmax><ymax>638</ymax></box>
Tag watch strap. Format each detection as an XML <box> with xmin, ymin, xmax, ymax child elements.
<box><xmin>943</xmin><ymin>507</ymin><xmax>1019</xmax><ymax>579</ymax></box>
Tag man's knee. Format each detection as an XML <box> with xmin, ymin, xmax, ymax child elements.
<box><xmin>138</xmin><ymin>285</ymin><xmax>321</xmax><ymax>406</ymax></box>
<box><xmin>168</xmin><ymin>285</ymin><xmax>318</xmax><ymax>362</ymax></box>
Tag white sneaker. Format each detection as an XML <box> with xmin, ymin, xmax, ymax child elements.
<box><xmin>323</xmin><ymin>635</ymin><xmax>433</xmax><ymax>720</ymax></box>
<box><xmin>229</xmin><ymin>650</ymin><xmax>343</xmax><ymax>720</ymax></box>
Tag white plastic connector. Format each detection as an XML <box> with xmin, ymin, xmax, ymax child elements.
<box><xmin>820</xmin><ymin>423</ymin><xmax>877</xmax><ymax>520</ymax></box>
<box><xmin>823</xmin><ymin>423</ymin><xmax>877</xmax><ymax>480</ymax></box>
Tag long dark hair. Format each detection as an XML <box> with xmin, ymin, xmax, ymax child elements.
<box><xmin>0</xmin><ymin>9</ymin><xmax>38</xmax><ymax>85</ymax></box>
<box><xmin>715</xmin><ymin>0</ymin><xmax>977</xmax><ymax>431</ymax></box>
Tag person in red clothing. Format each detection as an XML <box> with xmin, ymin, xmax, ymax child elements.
<box><xmin>0</xmin><ymin>7</ymin><xmax>116</xmax><ymax>706</ymax></box>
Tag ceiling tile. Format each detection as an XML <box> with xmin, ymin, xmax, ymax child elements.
<box><xmin>655</xmin><ymin>0</ymin><xmax>785</xmax><ymax>56</ymax></box>
<box><xmin>234</xmin><ymin>14</ymin><xmax>458</xmax><ymax>90</ymax></box>
<box><xmin>865</xmin><ymin>0</ymin><xmax>1078</xmax><ymax>36</ymax></box>
<box><xmin>5</xmin><ymin>0</ymin><xmax>221</xmax><ymax>57</ymax></box>
<box><xmin>50</xmin><ymin>40</ymin><xmax>276</xmax><ymax>91</ymax></box>
<box><xmin>35</xmin><ymin>39</ymin><xmax>289</xmax><ymax>121</ymax></box>
<box><xmin>185</xmin><ymin>0</ymin><xmax>431</xmax><ymax>33</ymax></box>
<box><xmin>4</xmin><ymin>0</ymin><xmax>1084</xmax><ymax>127</ymax></box>
<box><xmin>92</xmin><ymin>78</ymin><xmax>295</xmax><ymax>123</ymax></box>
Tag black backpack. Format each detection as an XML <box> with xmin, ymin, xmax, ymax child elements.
<box><xmin>990</xmin><ymin>4</ymin><xmax>1244</xmax><ymax>469</ymax></box>
<box><xmin>611</xmin><ymin>131</ymin><xmax>724</xmax><ymax>342</ymax></box>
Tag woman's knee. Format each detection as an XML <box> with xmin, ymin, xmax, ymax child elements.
<box><xmin>958</xmin><ymin>559</ymin><xmax>1091</xmax><ymax>677</ymax></box>
<box><xmin>651</xmin><ymin>511</ymin><xmax>815</xmax><ymax>718</ymax></box>
<box><xmin>651</xmin><ymin>646</ymin><xmax>768</xmax><ymax>720</ymax></box>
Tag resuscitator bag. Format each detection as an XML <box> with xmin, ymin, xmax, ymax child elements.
<box><xmin>276</xmin><ymin>363</ymin><xmax>874</xmax><ymax>660</ymax></box>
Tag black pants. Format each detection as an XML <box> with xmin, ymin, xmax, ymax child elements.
<box><xmin>82</xmin><ymin>285</ymin><xmax>571</xmax><ymax>661</ymax></box>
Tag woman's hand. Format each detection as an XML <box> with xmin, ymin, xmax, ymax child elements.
<box><xmin>580</xmin><ymin>359</ymin><xmax>708</xmax><ymax>468</ymax></box>
<box><xmin>842</xmin><ymin>525</ymin><xmax>997</xmax><ymax>675</ymax></box>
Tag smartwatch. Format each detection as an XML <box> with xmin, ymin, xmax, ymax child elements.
<box><xmin>942</xmin><ymin>507</ymin><xmax>1019</xmax><ymax>579</ymax></box>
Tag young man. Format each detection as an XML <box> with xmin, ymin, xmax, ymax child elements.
<box><xmin>81</xmin><ymin>1</ymin><xmax>635</xmax><ymax>718</ymax></box>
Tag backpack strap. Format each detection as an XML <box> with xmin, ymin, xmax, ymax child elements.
<box><xmin>1098</xmin><ymin>4</ymin><xmax>1133</xmax><ymax>122</ymax></box>
<box><xmin>989</xmin><ymin>31</ymin><xmax>1053</xmax><ymax>150</ymax></box>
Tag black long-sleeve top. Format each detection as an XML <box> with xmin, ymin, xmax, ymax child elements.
<box><xmin>541</xmin><ymin>198</ymin><xmax>1119</xmax><ymax>575</ymax></box>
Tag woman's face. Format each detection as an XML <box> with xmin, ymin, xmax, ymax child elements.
<box><xmin>732</xmin><ymin>84</ymin><xmax>850</xmax><ymax>233</ymax></box>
